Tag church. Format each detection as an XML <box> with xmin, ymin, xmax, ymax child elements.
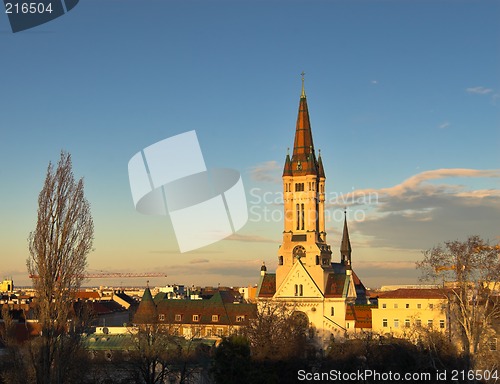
<box><xmin>256</xmin><ymin>76</ymin><xmax>373</xmax><ymax>347</ymax></box>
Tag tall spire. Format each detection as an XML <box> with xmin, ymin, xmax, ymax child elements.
<box><xmin>292</xmin><ymin>72</ymin><xmax>315</xmax><ymax>160</ymax></box>
<box><xmin>341</xmin><ymin>210</ymin><xmax>352</xmax><ymax>268</ymax></box>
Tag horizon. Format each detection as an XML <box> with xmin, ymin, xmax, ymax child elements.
<box><xmin>1</xmin><ymin>0</ymin><xmax>499</xmax><ymax>290</ymax></box>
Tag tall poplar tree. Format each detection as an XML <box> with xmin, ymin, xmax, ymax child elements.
<box><xmin>27</xmin><ymin>151</ymin><xmax>94</xmax><ymax>384</ymax></box>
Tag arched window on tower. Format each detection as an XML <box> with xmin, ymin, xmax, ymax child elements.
<box><xmin>294</xmin><ymin>284</ymin><xmax>298</xmax><ymax>296</ymax></box>
<box><xmin>296</xmin><ymin>204</ymin><xmax>300</xmax><ymax>230</ymax></box>
<box><xmin>301</xmin><ymin>203</ymin><xmax>305</xmax><ymax>230</ymax></box>
<box><xmin>315</xmin><ymin>255</ymin><xmax>319</xmax><ymax>265</ymax></box>
<box><xmin>278</xmin><ymin>256</ymin><xmax>283</xmax><ymax>265</ymax></box>
<box><xmin>299</xmin><ymin>284</ymin><xmax>303</xmax><ymax>296</ymax></box>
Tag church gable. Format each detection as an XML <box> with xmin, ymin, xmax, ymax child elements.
<box><xmin>274</xmin><ymin>259</ymin><xmax>324</xmax><ymax>299</ymax></box>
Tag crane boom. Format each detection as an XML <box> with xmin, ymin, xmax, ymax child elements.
<box><xmin>29</xmin><ymin>272</ymin><xmax>167</xmax><ymax>279</ymax></box>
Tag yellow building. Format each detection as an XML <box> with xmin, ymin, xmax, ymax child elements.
<box><xmin>256</xmin><ymin>76</ymin><xmax>371</xmax><ymax>347</ymax></box>
<box><xmin>371</xmin><ymin>288</ymin><xmax>448</xmax><ymax>337</ymax></box>
<box><xmin>0</xmin><ymin>278</ymin><xmax>14</xmax><ymax>292</ymax></box>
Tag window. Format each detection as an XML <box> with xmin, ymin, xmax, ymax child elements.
<box><xmin>417</xmin><ymin>304</ymin><xmax>422</xmax><ymax>309</ymax></box>
<box><xmin>394</xmin><ymin>303</ymin><xmax>398</xmax><ymax>309</ymax></box>
<box><xmin>394</xmin><ymin>319</ymin><xmax>399</xmax><ymax>328</ymax></box>
<box><xmin>405</xmin><ymin>319</ymin><xmax>410</xmax><ymax>328</ymax></box>
<box><xmin>175</xmin><ymin>314</ymin><xmax>182</xmax><ymax>322</ymax></box>
<box><xmin>295</xmin><ymin>183</ymin><xmax>305</xmax><ymax>192</ymax></box>
<box><xmin>331</xmin><ymin>307</ymin><xmax>335</xmax><ymax>316</ymax></box>
<box><xmin>416</xmin><ymin>319</ymin><xmax>422</xmax><ymax>327</ymax></box>
<box><xmin>212</xmin><ymin>315</ymin><xmax>219</xmax><ymax>322</ymax></box>
<box><xmin>278</xmin><ymin>256</ymin><xmax>283</xmax><ymax>265</ymax></box>
<box><xmin>405</xmin><ymin>304</ymin><xmax>410</xmax><ymax>309</ymax></box>
<box><xmin>193</xmin><ymin>314</ymin><xmax>199</xmax><ymax>322</ymax></box>
<box><xmin>217</xmin><ymin>328</ymin><xmax>224</xmax><ymax>337</ymax></box>
<box><xmin>158</xmin><ymin>314</ymin><xmax>165</xmax><ymax>321</ymax></box>
<box><xmin>428</xmin><ymin>320</ymin><xmax>433</xmax><ymax>328</ymax></box>
<box><xmin>316</xmin><ymin>255</ymin><xmax>319</xmax><ymax>265</ymax></box>
<box><xmin>382</xmin><ymin>319</ymin><xmax>388</xmax><ymax>328</ymax></box>
<box><xmin>347</xmin><ymin>322</ymin><xmax>350</xmax><ymax>329</ymax></box>
<box><xmin>301</xmin><ymin>203</ymin><xmax>305</xmax><ymax>230</ymax></box>
<box><xmin>236</xmin><ymin>315</ymin><xmax>245</xmax><ymax>322</ymax></box>
<box><xmin>206</xmin><ymin>328</ymin><xmax>212</xmax><ymax>337</ymax></box>
<box><xmin>296</xmin><ymin>204</ymin><xmax>300</xmax><ymax>230</ymax></box>
<box><xmin>299</xmin><ymin>284</ymin><xmax>303</xmax><ymax>296</ymax></box>
<box><xmin>429</xmin><ymin>304</ymin><xmax>434</xmax><ymax>309</ymax></box>
<box><xmin>294</xmin><ymin>284</ymin><xmax>298</xmax><ymax>296</ymax></box>
<box><xmin>439</xmin><ymin>320</ymin><xmax>445</xmax><ymax>329</ymax></box>
<box><xmin>194</xmin><ymin>327</ymin><xmax>201</xmax><ymax>337</ymax></box>
<box><xmin>382</xmin><ymin>303</ymin><xmax>387</xmax><ymax>309</ymax></box>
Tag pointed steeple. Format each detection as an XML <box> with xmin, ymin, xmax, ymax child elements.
<box><xmin>340</xmin><ymin>211</ymin><xmax>352</xmax><ymax>268</ymax></box>
<box><xmin>133</xmin><ymin>287</ymin><xmax>157</xmax><ymax>324</ymax></box>
<box><xmin>317</xmin><ymin>149</ymin><xmax>325</xmax><ymax>178</ymax></box>
<box><xmin>292</xmin><ymin>73</ymin><xmax>315</xmax><ymax>159</ymax></box>
<box><xmin>283</xmin><ymin>148</ymin><xmax>293</xmax><ymax>176</ymax></box>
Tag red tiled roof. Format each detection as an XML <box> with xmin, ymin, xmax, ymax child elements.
<box><xmin>345</xmin><ymin>305</ymin><xmax>374</xmax><ymax>329</ymax></box>
<box><xmin>154</xmin><ymin>291</ymin><xmax>256</xmax><ymax>326</ymax></box>
<box><xmin>75</xmin><ymin>291</ymin><xmax>101</xmax><ymax>300</ymax></box>
<box><xmin>377</xmin><ymin>289</ymin><xmax>447</xmax><ymax>299</ymax></box>
<box><xmin>324</xmin><ymin>274</ymin><xmax>346</xmax><ymax>298</ymax></box>
<box><xmin>257</xmin><ymin>274</ymin><xmax>276</xmax><ymax>298</ymax></box>
<box><xmin>0</xmin><ymin>322</ymin><xmax>42</xmax><ymax>344</ymax></box>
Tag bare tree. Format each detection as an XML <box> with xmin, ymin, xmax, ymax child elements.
<box><xmin>416</xmin><ymin>235</ymin><xmax>500</xmax><ymax>371</ymax></box>
<box><xmin>246</xmin><ymin>301</ymin><xmax>308</xmax><ymax>361</ymax></box>
<box><xmin>26</xmin><ymin>151</ymin><xmax>94</xmax><ymax>384</ymax></box>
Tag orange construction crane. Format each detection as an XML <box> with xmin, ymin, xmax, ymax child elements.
<box><xmin>29</xmin><ymin>272</ymin><xmax>167</xmax><ymax>279</ymax></box>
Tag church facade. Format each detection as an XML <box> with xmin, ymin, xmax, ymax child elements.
<box><xmin>256</xmin><ymin>77</ymin><xmax>372</xmax><ymax>347</ymax></box>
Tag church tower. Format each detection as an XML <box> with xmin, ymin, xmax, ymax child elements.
<box><xmin>275</xmin><ymin>74</ymin><xmax>333</xmax><ymax>291</ymax></box>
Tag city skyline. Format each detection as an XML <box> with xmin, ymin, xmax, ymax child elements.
<box><xmin>1</xmin><ymin>0</ymin><xmax>499</xmax><ymax>288</ymax></box>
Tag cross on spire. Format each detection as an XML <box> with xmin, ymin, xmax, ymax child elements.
<box><xmin>301</xmin><ymin>71</ymin><xmax>306</xmax><ymax>98</ymax></box>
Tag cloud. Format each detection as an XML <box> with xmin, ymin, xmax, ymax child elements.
<box><xmin>347</xmin><ymin>169</ymin><xmax>500</xmax><ymax>200</ymax></box>
<box><xmin>438</xmin><ymin>121</ymin><xmax>450</xmax><ymax>129</ymax></box>
<box><xmin>466</xmin><ymin>86</ymin><xmax>494</xmax><ymax>95</ymax></box>
<box><xmin>225</xmin><ymin>233</ymin><xmax>279</xmax><ymax>243</ymax></box>
<box><xmin>344</xmin><ymin>168</ymin><xmax>500</xmax><ymax>250</ymax></box>
<box><xmin>371</xmin><ymin>80</ymin><xmax>378</xmax><ymax>85</ymax></box>
<box><xmin>189</xmin><ymin>258</ymin><xmax>210</xmax><ymax>264</ymax></box>
<box><xmin>149</xmin><ymin>249</ymin><xmax>222</xmax><ymax>254</ymax></box>
<box><xmin>248</xmin><ymin>161</ymin><xmax>281</xmax><ymax>183</ymax></box>
<box><xmin>163</xmin><ymin>259</ymin><xmax>264</xmax><ymax>281</ymax></box>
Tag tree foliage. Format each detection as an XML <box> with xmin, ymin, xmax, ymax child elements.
<box><xmin>246</xmin><ymin>301</ymin><xmax>309</xmax><ymax>361</ymax></box>
<box><xmin>26</xmin><ymin>151</ymin><xmax>94</xmax><ymax>384</ymax></box>
<box><xmin>417</xmin><ymin>235</ymin><xmax>500</xmax><ymax>371</ymax></box>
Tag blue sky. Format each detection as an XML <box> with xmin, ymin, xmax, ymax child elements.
<box><xmin>1</xmin><ymin>0</ymin><xmax>499</xmax><ymax>289</ymax></box>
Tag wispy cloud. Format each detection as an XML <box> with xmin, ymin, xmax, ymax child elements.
<box><xmin>466</xmin><ymin>86</ymin><xmax>494</xmax><ymax>95</ymax></box>
<box><xmin>344</xmin><ymin>168</ymin><xmax>500</xmax><ymax>250</ymax></box>
<box><xmin>190</xmin><ymin>258</ymin><xmax>210</xmax><ymax>264</ymax></box>
<box><xmin>348</xmin><ymin>169</ymin><xmax>500</xmax><ymax>199</ymax></box>
<box><xmin>225</xmin><ymin>233</ymin><xmax>279</xmax><ymax>243</ymax></box>
<box><xmin>248</xmin><ymin>161</ymin><xmax>281</xmax><ymax>183</ymax></box>
<box><xmin>438</xmin><ymin>121</ymin><xmax>450</xmax><ymax>129</ymax></box>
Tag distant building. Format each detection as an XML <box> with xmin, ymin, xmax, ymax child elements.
<box><xmin>134</xmin><ymin>287</ymin><xmax>256</xmax><ymax>340</ymax></box>
<box><xmin>256</xmin><ymin>77</ymin><xmax>372</xmax><ymax>347</ymax></box>
<box><xmin>0</xmin><ymin>279</ymin><xmax>14</xmax><ymax>293</ymax></box>
<box><xmin>371</xmin><ymin>288</ymin><xmax>448</xmax><ymax>337</ymax></box>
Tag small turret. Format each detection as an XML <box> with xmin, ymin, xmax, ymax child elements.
<box><xmin>260</xmin><ymin>262</ymin><xmax>267</xmax><ymax>276</ymax></box>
